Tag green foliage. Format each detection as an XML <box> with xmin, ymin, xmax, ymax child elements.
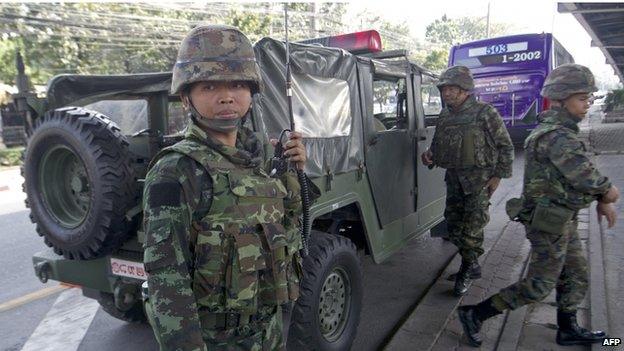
<box><xmin>413</xmin><ymin>49</ymin><xmax>449</xmax><ymax>72</ymax></box>
<box><xmin>0</xmin><ymin>146</ymin><xmax>23</xmax><ymax>166</ymax></box>
<box><xmin>0</xmin><ymin>3</ymin><xmax>349</xmax><ymax>85</ymax></box>
<box><xmin>425</xmin><ymin>14</ymin><xmax>510</xmax><ymax>47</ymax></box>
<box><xmin>0</xmin><ymin>3</ymin><xmax>221</xmax><ymax>85</ymax></box>
<box><xmin>422</xmin><ymin>14</ymin><xmax>512</xmax><ymax>71</ymax></box>
<box><xmin>226</xmin><ymin>4</ymin><xmax>272</xmax><ymax>42</ymax></box>
<box><xmin>604</xmin><ymin>89</ymin><xmax>624</xmax><ymax>112</ymax></box>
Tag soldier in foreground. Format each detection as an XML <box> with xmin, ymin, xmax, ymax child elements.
<box><xmin>421</xmin><ymin>66</ymin><xmax>514</xmax><ymax>296</ymax></box>
<box><xmin>142</xmin><ymin>25</ymin><xmax>314</xmax><ymax>350</ymax></box>
<box><xmin>457</xmin><ymin>64</ymin><xmax>620</xmax><ymax>347</ymax></box>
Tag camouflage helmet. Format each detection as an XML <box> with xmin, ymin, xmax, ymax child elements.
<box><xmin>437</xmin><ymin>66</ymin><xmax>474</xmax><ymax>91</ymax></box>
<box><xmin>541</xmin><ymin>63</ymin><xmax>597</xmax><ymax>100</ymax></box>
<box><xmin>171</xmin><ymin>25</ymin><xmax>262</xmax><ymax>95</ymax></box>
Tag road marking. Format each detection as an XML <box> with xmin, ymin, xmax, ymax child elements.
<box><xmin>0</xmin><ymin>284</ymin><xmax>69</xmax><ymax>313</ymax></box>
<box><xmin>21</xmin><ymin>287</ymin><xmax>100</xmax><ymax>351</ymax></box>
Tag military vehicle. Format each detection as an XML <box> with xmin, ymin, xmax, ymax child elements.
<box><xmin>17</xmin><ymin>30</ymin><xmax>446</xmax><ymax>350</ymax></box>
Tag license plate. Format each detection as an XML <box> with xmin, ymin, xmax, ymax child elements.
<box><xmin>110</xmin><ymin>258</ymin><xmax>147</xmax><ymax>280</ymax></box>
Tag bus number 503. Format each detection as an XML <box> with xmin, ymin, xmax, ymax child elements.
<box><xmin>486</xmin><ymin>44</ymin><xmax>508</xmax><ymax>54</ymax></box>
<box><xmin>502</xmin><ymin>51</ymin><xmax>542</xmax><ymax>63</ymax></box>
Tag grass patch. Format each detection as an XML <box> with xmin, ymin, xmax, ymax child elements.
<box><xmin>0</xmin><ymin>146</ymin><xmax>24</xmax><ymax>167</ymax></box>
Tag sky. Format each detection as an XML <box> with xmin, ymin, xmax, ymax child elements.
<box><xmin>346</xmin><ymin>0</ymin><xmax>623</xmax><ymax>89</ymax></box>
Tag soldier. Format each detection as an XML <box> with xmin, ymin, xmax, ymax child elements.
<box><xmin>457</xmin><ymin>64</ymin><xmax>620</xmax><ymax>347</ymax></box>
<box><xmin>421</xmin><ymin>66</ymin><xmax>514</xmax><ymax>296</ymax></box>
<box><xmin>142</xmin><ymin>25</ymin><xmax>316</xmax><ymax>350</ymax></box>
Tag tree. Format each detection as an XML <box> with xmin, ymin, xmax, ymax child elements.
<box><xmin>0</xmin><ymin>2</ymin><xmax>219</xmax><ymax>85</ymax></box>
<box><xmin>425</xmin><ymin>14</ymin><xmax>510</xmax><ymax>48</ymax></box>
<box><xmin>419</xmin><ymin>14</ymin><xmax>512</xmax><ymax>72</ymax></box>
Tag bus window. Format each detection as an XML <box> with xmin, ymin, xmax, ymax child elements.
<box><xmin>553</xmin><ymin>39</ymin><xmax>574</xmax><ymax>67</ymax></box>
<box><xmin>373</xmin><ymin>77</ymin><xmax>407</xmax><ymax>131</ymax></box>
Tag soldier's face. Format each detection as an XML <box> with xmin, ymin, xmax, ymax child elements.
<box><xmin>186</xmin><ymin>81</ymin><xmax>252</xmax><ymax>119</ymax></box>
<box><xmin>440</xmin><ymin>85</ymin><xmax>470</xmax><ymax>109</ymax></box>
<box><xmin>563</xmin><ymin>93</ymin><xmax>592</xmax><ymax>119</ymax></box>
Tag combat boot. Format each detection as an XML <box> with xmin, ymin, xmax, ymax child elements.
<box><xmin>556</xmin><ymin>311</ymin><xmax>606</xmax><ymax>345</ymax></box>
<box><xmin>453</xmin><ymin>261</ymin><xmax>477</xmax><ymax>296</ymax></box>
<box><xmin>457</xmin><ymin>297</ymin><xmax>503</xmax><ymax>347</ymax></box>
<box><xmin>448</xmin><ymin>261</ymin><xmax>481</xmax><ymax>281</ymax></box>
<box><xmin>457</xmin><ymin>305</ymin><xmax>482</xmax><ymax>346</ymax></box>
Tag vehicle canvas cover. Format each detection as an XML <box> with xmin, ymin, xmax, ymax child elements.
<box><xmin>46</xmin><ymin>72</ymin><xmax>172</xmax><ymax>109</ymax></box>
<box><xmin>43</xmin><ymin>38</ymin><xmax>364</xmax><ymax>178</ymax></box>
<box><xmin>254</xmin><ymin>37</ymin><xmax>364</xmax><ymax>178</ymax></box>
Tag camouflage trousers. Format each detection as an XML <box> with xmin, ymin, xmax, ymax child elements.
<box><xmin>491</xmin><ymin>219</ymin><xmax>588</xmax><ymax>313</ymax></box>
<box><xmin>146</xmin><ymin>301</ymin><xmax>284</xmax><ymax>351</ymax></box>
<box><xmin>444</xmin><ymin>171</ymin><xmax>490</xmax><ymax>263</ymax></box>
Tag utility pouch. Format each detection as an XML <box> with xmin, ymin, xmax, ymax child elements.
<box><xmin>505</xmin><ymin>198</ymin><xmax>523</xmax><ymax>221</ymax></box>
<box><xmin>530</xmin><ymin>203</ymin><xmax>575</xmax><ymax>234</ymax></box>
<box><xmin>461</xmin><ymin>129</ymin><xmax>476</xmax><ymax>167</ymax></box>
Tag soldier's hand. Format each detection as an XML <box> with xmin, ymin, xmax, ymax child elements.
<box><xmin>421</xmin><ymin>150</ymin><xmax>433</xmax><ymax>166</ymax></box>
<box><xmin>284</xmin><ymin>131</ymin><xmax>306</xmax><ymax>171</ymax></box>
<box><xmin>597</xmin><ymin>202</ymin><xmax>617</xmax><ymax>228</ymax></box>
<box><xmin>601</xmin><ymin>185</ymin><xmax>620</xmax><ymax>204</ymax></box>
<box><xmin>485</xmin><ymin>177</ymin><xmax>501</xmax><ymax>198</ymax></box>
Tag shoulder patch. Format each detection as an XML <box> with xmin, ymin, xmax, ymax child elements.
<box><xmin>148</xmin><ymin>180</ymin><xmax>182</xmax><ymax>207</ymax></box>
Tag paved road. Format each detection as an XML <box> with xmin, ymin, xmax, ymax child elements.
<box><xmin>0</xmin><ymin>152</ymin><xmax>525</xmax><ymax>351</ymax></box>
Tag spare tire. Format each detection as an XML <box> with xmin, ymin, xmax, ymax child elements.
<box><xmin>22</xmin><ymin>107</ymin><xmax>137</xmax><ymax>259</ymax></box>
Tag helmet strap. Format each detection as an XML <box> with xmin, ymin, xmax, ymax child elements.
<box><xmin>187</xmin><ymin>95</ymin><xmax>242</xmax><ymax>133</ymax></box>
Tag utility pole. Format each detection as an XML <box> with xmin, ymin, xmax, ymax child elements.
<box><xmin>486</xmin><ymin>2</ymin><xmax>491</xmax><ymax>38</ymax></box>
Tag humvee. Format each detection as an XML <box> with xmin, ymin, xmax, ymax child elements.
<box><xmin>17</xmin><ymin>30</ymin><xmax>446</xmax><ymax>350</ymax></box>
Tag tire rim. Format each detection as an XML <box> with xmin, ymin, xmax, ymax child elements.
<box><xmin>39</xmin><ymin>145</ymin><xmax>91</xmax><ymax>228</ymax></box>
<box><xmin>318</xmin><ymin>266</ymin><xmax>351</xmax><ymax>342</ymax></box>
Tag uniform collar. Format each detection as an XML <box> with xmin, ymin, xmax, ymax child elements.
<box><xmin>538</xmin><ymin>107</ymin><xmax>581</xmax><ymax>133</ymax></box>
<box><xmin>185</xmin><ymin>120</ymin><xmax>264</xmax><ymax>167</ymax></box>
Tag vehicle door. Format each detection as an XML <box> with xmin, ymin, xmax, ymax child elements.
<box><xmin>414</xmin><ymin>72</ymin><xmax>446</xmax><ymax>227</ymax></box>
<box><xmin>364</xmin><ymin>61</ymin><xmax>416</xmax><ymax>227</ymax></box>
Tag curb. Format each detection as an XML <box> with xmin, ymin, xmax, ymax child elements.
<box><xmin>588</xmin><ymin>205</ymin><xmax>609</xmax><ymax>351</ymax></box>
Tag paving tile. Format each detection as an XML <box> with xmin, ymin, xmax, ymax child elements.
<box><xmin>526</xmin><ymin>303</ymin><xmax>557</xmax><ymax>326</ymax></box>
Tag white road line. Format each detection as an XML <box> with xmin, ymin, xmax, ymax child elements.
<box><xmin>21</xmin><ymin>287</ymin><xmax>100</xmax><ymax>351</ymax></box>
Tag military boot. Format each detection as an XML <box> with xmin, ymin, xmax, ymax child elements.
<box><xmin>453</xmin><ymin>261</ymin><xmax>478</xmax><ymax>296</ymax></box>
<box><xmin>556</xmin><ymin>311</ymin><xmax>606</xmax><ymax>345</ymax></box>
<box><xmin>448</xmin><ymin>261</ymin><xmax>481</xmax><ymax>281</ymax></box>
<box><xmin>457</xmin><ymin>297</ymin><xmax>503</xmax><ymax>347</ymax></box>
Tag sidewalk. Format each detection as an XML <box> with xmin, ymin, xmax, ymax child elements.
<box><xmin>385</xmin><ymin>108</ymin><xmax>624</xmax><ymax>351</ymax></box>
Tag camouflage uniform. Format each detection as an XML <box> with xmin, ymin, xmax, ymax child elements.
<box><xmin>143</xmin><ymin>25</ymin><xmax>307</xmax><ymax>351</ymax></box>
<box><xmin>431</xmin><ymin>66</ymin><xmax>514</xmax><ymax>265</ymax></box>
<box><xmin>457</xmin><ymin>64</ymin><xmax>611</xmax><ymax>347</ymax></box>
<box><xmin>491</xmin><ymin>109</ymin><xmax>610</xmax><ymax>313</ymax></box>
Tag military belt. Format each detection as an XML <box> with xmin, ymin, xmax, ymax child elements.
<box><xmin>200</xmin><ymin>312</ymin><xmax>255</xmax><ymax>329</ymax></box>
<box><xmin>199</xmin><ymin>306</ymin><xmax>276</xmax><ymax>330</ymax></box>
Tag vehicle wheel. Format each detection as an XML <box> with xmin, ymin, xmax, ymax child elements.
<box><xmin>97</xmin><ymin>292</ymin><xmax>147</xmax><ymax>323</ymax></box>
<box><xmin>22</xmin><ymin>107</ymin><xmax>137</xmax><ymax>259</ymax></box>
<box><xmin>287</xmin><ymin>231</ymin><xmax>363</xmax><ymax>351</ymax></box>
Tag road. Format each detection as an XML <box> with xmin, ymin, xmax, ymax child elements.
<box><xmin>0</xmin><ymin>151</ymin><xmax>524</xmax><ymax>351</ymax></box>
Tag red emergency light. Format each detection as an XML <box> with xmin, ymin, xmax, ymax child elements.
<box><xmin>297</xmin><ymin>30</ymin><xmax>383</xmax><ymax>55</ymax></box>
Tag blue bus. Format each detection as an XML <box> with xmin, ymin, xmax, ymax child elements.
<box><xmin>448</xmin><ymin>33</ymin><xmax>574</xmax><ymax>141</ymax></box>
